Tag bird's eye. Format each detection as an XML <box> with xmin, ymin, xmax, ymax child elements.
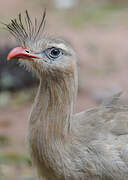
<box><xmin>45</xmin><ymin>47</ymin><xmax>63</xmax><ymax>60</ymax></box>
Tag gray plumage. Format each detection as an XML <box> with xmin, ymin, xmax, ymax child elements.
<box><xmin>6</xmin><ymin>11</ymin><xmax>128</xmax><ymax>180</ymax></box>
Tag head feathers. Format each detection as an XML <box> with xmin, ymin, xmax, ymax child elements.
<box><xmin>4</xmin><ymin>9</ymin><xmax>46</xmax><ymax>46</ymax></box>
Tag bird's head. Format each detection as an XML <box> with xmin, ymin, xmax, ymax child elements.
<box><xmin>6</xmin><ymin>10</ymin><xmax>77</xmax><ymax>81</ymax></box>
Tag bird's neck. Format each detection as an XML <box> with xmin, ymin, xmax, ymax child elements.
<box><xmin>28</xmin><ymin>68</ymin><xmax>78</xmax><ymax>178</ymax></box>
<box><xmin>30</xmin><ymin>69</ymin><xmax>77</xmax><ymax>139</ymax></box>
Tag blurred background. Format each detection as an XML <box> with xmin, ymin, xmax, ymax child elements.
<box><xmin>1</xmin><ymin>0</ymin><xmax>128</xmax><ymax>179</ymax></box>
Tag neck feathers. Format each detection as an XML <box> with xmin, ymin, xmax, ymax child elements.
<box><xmin>28</xmin><ymin>63</ymin><xmax>78</xmax><ymax>178</ymax></box>
<box><xmin>29</xmin><ymin>66</ymin><xmax>78</xmax><ymax>138</ymax></box>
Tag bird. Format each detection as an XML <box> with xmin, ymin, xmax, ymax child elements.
<box><xmin>6</xmin><ymin>10</ymin><xmax>128</xmax><ymax>180</ymax></box>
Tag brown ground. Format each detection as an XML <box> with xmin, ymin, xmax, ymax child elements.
<box><xmin>1</xmin><ymin>1</ymin><xmax>128</xmax><ymax>179</ymax></box>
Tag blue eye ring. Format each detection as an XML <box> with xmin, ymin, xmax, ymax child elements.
<box><xmin>46</xmin><ymin>47</ymin><xmax>63</xmax><ymax>59</ymax></box>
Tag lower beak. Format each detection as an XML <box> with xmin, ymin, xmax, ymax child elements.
<box><xmin>7</xmin><ymin>47</ymin><xmax>39</xmax><ymax>61</ymax></box>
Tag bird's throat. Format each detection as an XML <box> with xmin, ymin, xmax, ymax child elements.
<box><xmin>29</xmin><ymin>71</ymin><xmax>77</xmax><ymax>140</ymax></box>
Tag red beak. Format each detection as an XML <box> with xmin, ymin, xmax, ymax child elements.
<box><xmin>7</xmin><ymin>47</ymin><xmax>39</xmax><ymax>61</ymax></box>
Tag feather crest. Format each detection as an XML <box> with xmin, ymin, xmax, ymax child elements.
<box><xmin>3</xmin><ymin>9</ymin><xmax>46</xmax><ymax>46</ymax></box>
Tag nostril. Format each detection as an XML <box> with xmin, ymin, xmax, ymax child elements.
<box><xmin>24</xmin><ymin>49</ymin><xmax>30</xmax><ymax>53</ymax></box>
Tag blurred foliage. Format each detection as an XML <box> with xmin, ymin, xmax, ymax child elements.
<box><xmin>0</xmin><ymin>152</ymin><xmax>31</xmax><ymax>165</ymax></box>
<box><xmin>0</xmin><ymin>135</ymin><xmax>10</xmax><ymax>146</ymax></box>
<box><xmin>0</xmin><ymin>89</ymin><xmax>35</xmax><ymax>108</ymax></box>
<box><xmin>0</xmin><ymin>92</ymin><xmax>11</xmax><ymax>108</ymax></box>
<box><xmin>0</xmin><ymin>151</ymin><xmax>34</xmax><ymax>180</ymax></box>
<box><xmin>0</xmin><ymin>72</ymin><xmax>14</xmax><ymax>90</ymax></box>
<box><xmin>67</xmin><ymin>4</ymin><xmax>127</xmax><ymax>27</ymax></box>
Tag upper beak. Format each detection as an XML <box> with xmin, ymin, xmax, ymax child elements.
<box><xmin>7</xmin><ymin>46</ymin><xmax>40</xmax><ymax>61</ymax></box>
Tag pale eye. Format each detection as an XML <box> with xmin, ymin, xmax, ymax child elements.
<box><xmin>45</xmin><ymin>47</ymin><xmax>63</xmax><ymax>60</ymax></box>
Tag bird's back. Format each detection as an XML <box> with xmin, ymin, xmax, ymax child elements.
<box><xmin>72</xmin><ymin>93</ymin><xmax>128</xmax><ymax>179</ymax></box>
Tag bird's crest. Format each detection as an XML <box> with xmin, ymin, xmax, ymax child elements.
<box><xmin>3</xmin><ymin>9</ymin><xmax>46</xmax><ymax>46</ymax></box>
